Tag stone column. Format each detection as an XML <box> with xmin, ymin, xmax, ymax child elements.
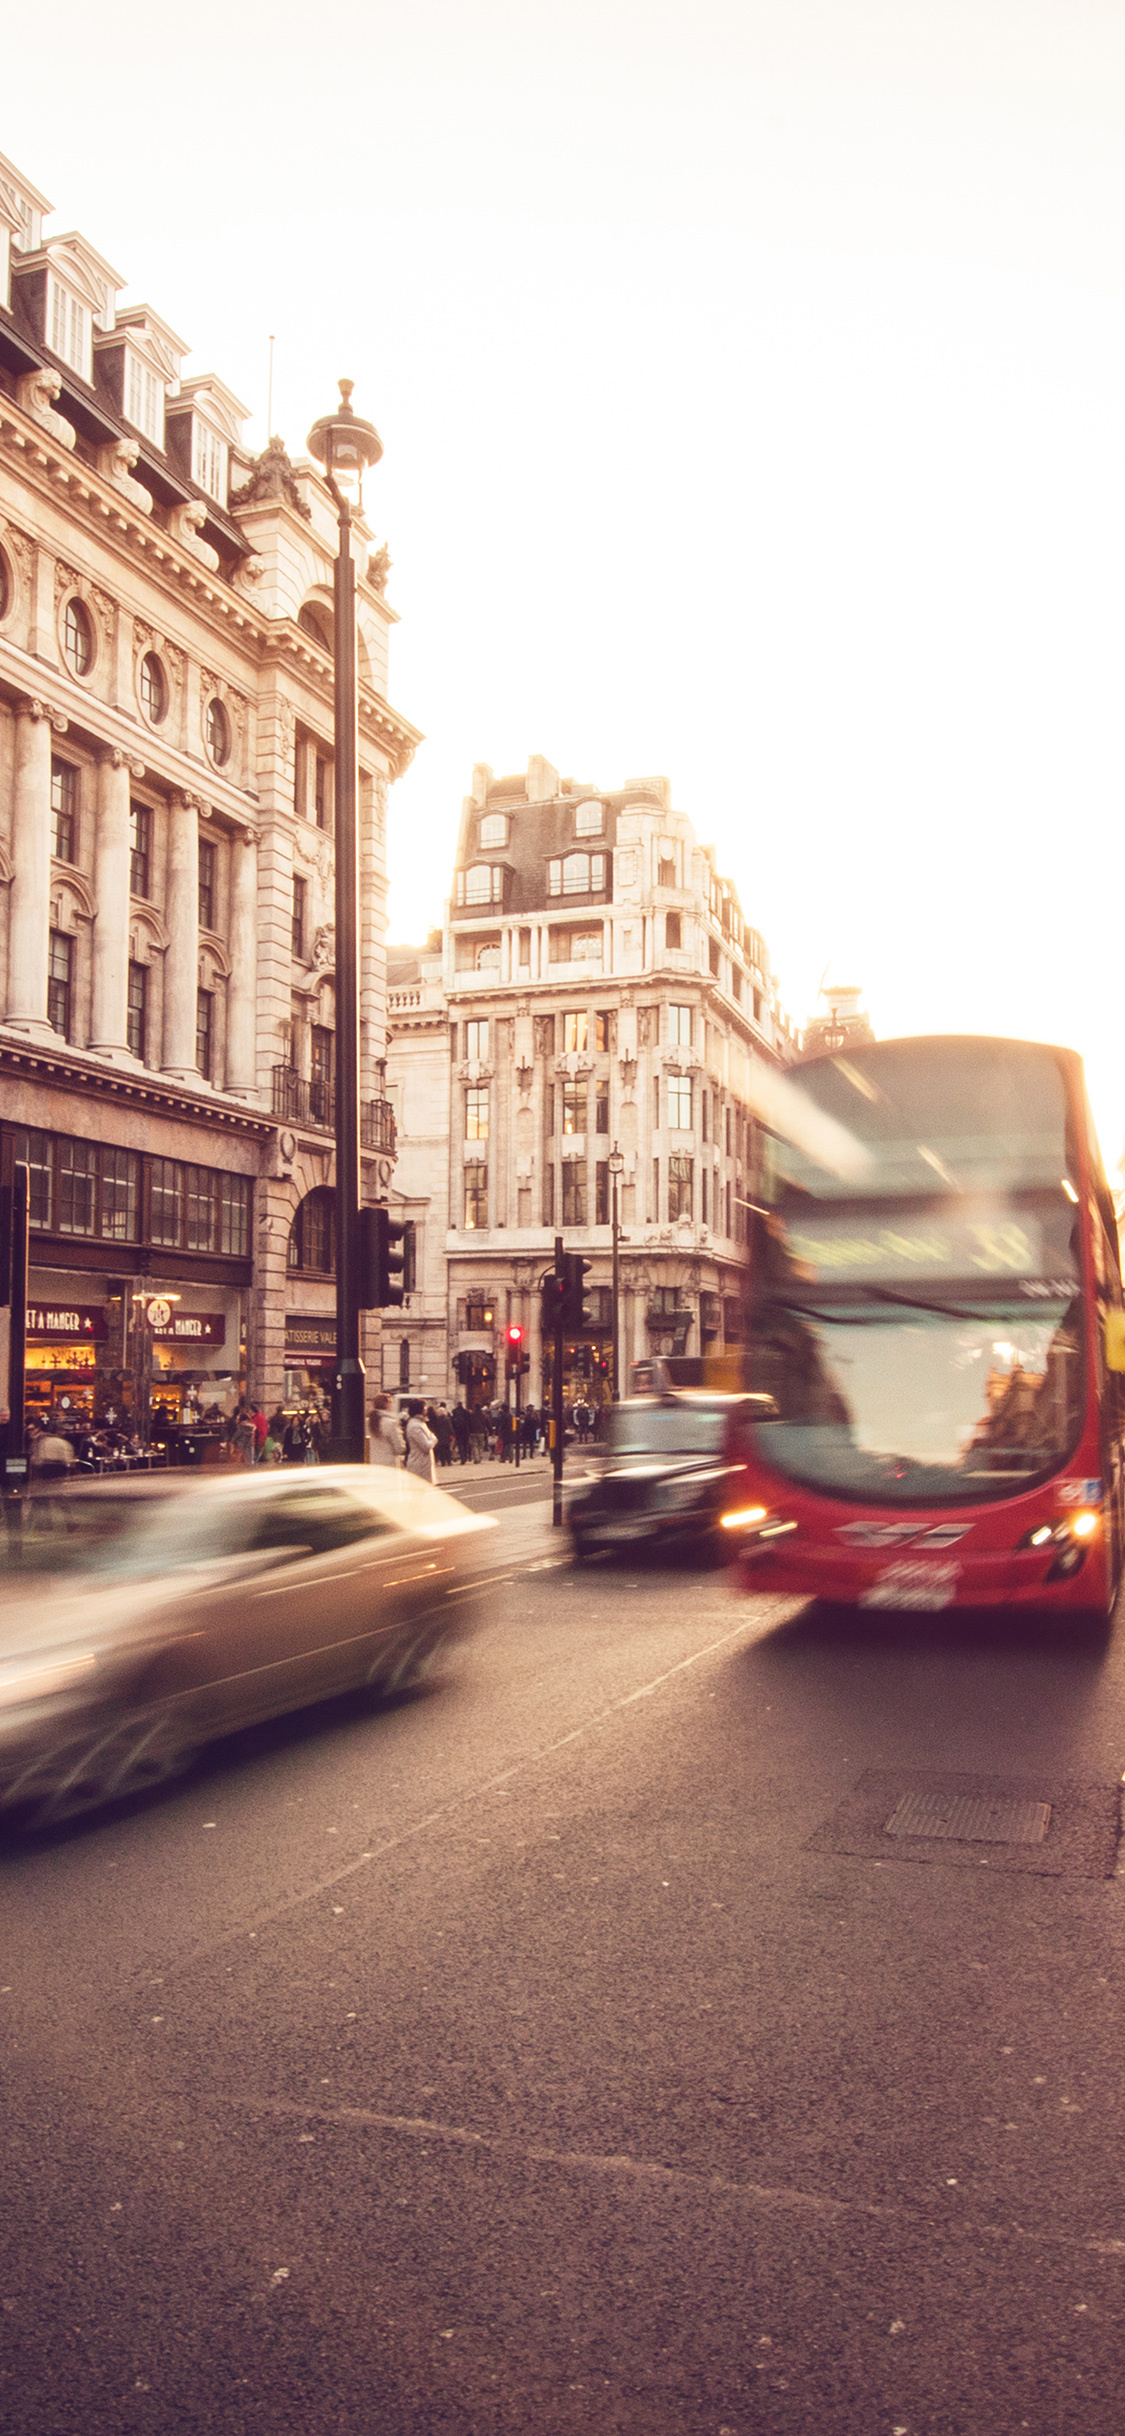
<box><xmin>90</xmin><ymin>748</ymin><xmax>142</xmax><ymax>1054</ymax></box>
<box><xmin>162</xmin><ymin>790</ymin><xmax>200</xmax><ymax>1078</ymax></box>
<box><xmin>7</xmin><ymin>697</ymin><xmax>65</xmax><ymax>1031</ymax></box>
<box><xmin>225</xmin><ymin>826</ymin><xmax>258</xmax><ymax>1093</ymax></box>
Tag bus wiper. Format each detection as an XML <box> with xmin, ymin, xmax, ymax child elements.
<box><xmin>865</xmin><ymin>1284</ymin><xmax>1045</xmax><ymax>1322</ymax></box>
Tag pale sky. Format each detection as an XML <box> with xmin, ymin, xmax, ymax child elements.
<box><xmin>7</xmin><ymin>1</ymin><xmax>1125</xmax><ymax>1160</ymax></box>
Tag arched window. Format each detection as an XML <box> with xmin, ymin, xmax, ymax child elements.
<box><xmin>287</xmin><ymin>1186</ymin><xmax>336</xmax><ymax>1273</ymax></box>
<box><xmin>298</xmin><ymin>601</ymin><xmax>334</xmax><ymax>653</ymax></box>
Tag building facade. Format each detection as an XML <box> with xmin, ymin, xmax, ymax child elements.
<box><xmin>385</xmin><ymin>757</ymin><xmax>796</xmax><ymax>1408</ymax></box>
<box><xmin>0</xmin><ymin>150</ymin><xmax>419</xmax><ymax>1442</ymax></box>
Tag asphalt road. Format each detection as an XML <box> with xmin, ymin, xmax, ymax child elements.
<box><xmin>4</xmin><ymin>1488</ymin><xmax>1125</xmax><ymax>2436</ymax></box>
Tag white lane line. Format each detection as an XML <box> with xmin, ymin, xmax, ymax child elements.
<box><xmin>230</xmin><ymin>2094</ymin><xmax>882</xmax><ymax>2223</ymax></box>
<box><xmin>220</xmin><ymin>2093</ymin><xmax>1125</xmax><ymax>2263</ymax></box>
<box><xmin>150</xmin><ymin>1607</ymin><xmax>758</xmax><ymax>1978</ymax></box>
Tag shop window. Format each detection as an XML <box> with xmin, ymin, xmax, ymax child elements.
<box><xmin>11</xmin><ymin>1128</ymin><xmax>52</xmax><ymax>1228</ymax></box>
<box><xmin>668</xmin><ymin>1075</ymin><xmax>692</xmax><ymax>1130</ymax></box>
<box><xmin>562</xmin><ymin>1158</ymin><xmax>586</xmax><ymax>1226</ymax></box>
<box><xmin>101</xmin><ymin>1147</ymin><xmax>139</xmax><ymax>1242</ymax></box>
<box><xmin>669</xmin><ymin>1154</ymin><xmax>693</xmax><ymax>1221</ymax></box>
<box><xmin>196</xmin><ymin>990</ymin><xmax>213</xmax><ymax>1082</ymax></box>
<box><xmin>50</xmin><ymin>758</ymin><xmax>77</xmax><ymax>863</ymax></box>
<box><xmin>127</xmin><ymin>961</ymin><xmax>147</xmax><ymax>1061</ymax></box>
<box><xmin>47</xmin><ymin>931</ymin><xmax>72</xmax><ymax>1040</ymax></box>
<box><xmin>562</xmin><ymin>1082</ymin><xmax>586</xmax><ymax>1136</ymax></box>
<box><xmin>129</xmin><ymin>801</ymin><xmax>151</xmax><ymax>899</ymax></box>
<box><xmin>463</xmin><ymin>1167</ymin><xmax>488</xmax><ymax>1230</ymax></box>
<box><xmin>57</xmin><ymin>1138</ymin><xmax>97</xmax><ymax>1236</ymax></box>
<box><xmin>150</xmin><ymin>1158</ymin><xmax>184</xmax><ymax>1247</ymax></box>
<box><xmin>198</xmin><ymin>839</ymin><xmax>216</xmax><ymax>931</ymax></box>
<box><xmin>465</xmin><ymin>1085</ymin><xmax>489</xmax><ymax>1140</ymax></box>
<box><xmin>218</xmin><ymin>1174</ymin><xmax>251</xmax><ymax>1258</ymax></box>
<box><xmin>185</xmin><ymin>1163</ymin><xmax>215</xmax><ymax>1250</ymax></box>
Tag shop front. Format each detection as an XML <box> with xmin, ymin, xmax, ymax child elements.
<box><xmin>284</xmin><ymin>1314</ymin><xmax>337</xmax><ymax>1412</ymax></box>
<box><xmin>25</xmin><ymin>1271</ymin><xmax>245</xmax><ymax>1440</ymax></box>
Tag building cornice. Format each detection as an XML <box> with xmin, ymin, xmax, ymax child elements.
<box><xmin>0</xmin><ymin>1034</ymin><xmax>275</xmax><ymax>1137</ymax></box>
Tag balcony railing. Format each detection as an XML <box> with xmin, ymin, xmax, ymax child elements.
<box><xmin>271</xmin><ymin>1066</ymin><xmax>396</xmax><ymax>1158</ymax></box>
<box><xmin>272</xmin><ymin>1065</ymin><xmax>332</xmax><ymax>1127</ymax></box>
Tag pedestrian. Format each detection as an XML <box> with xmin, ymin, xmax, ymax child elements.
<box><xmin>252</xmin><ymin>1402</ymin><xmax>268</xmax><ymax>1463</ymax></box>
<box><xmin>368</xmin><ymin>1392</ymin><xmax>406</xmax><ymax>1467</ymax></box>
<box><xmin>468</xmin><ymin>1405</ymin><xmax>486</xmax><ymax>1464</ymax></box>
<box><xmin>261</xmin><ymin>1423</ymin><xmax>283</xmax><ymax>1464</ymax></box>
<box><xmin>29</xmin><ymin>1420</ymin><xmax>75</xmax><ymax>1485</ymax></box>
<box><xmin>404</xmin><ymin>1399</ymin><xmax>437</xmax><ymax>1482</ymax></box>
<box><xmin>450</xmin><ymin>1401</ymin><xmax>470</xmax><ymax>1464</ymax></box>
<box><xmin>522</xmin><ymin>1402</ymin><xmax>538</xmax><ymax>1457</ymax></box>
<box><xmin>433</xmin><ymin>1403</ymin><xmax>454</xmax><ymax>1468</ymax></box>
<box><xmin>232</xmin><ymin>1401</ymin><xmax>256</xmax><ymax>1465</ymax></box>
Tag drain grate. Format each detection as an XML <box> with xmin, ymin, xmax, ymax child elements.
<box><xmin>884</xmin><ymin>1790</ymin><xmax>1050</xmax><ymax>1846</ymax></box>
<box><xmin>808</xmin><ymin>1769</ymin><xmax>1120</xmax><ymax>1877</ymax></box>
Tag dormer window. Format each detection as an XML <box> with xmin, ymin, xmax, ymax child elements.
<box><xmin>457</xmin><ymin>864</ymin><xmax>505</xmax><ymax>908</ymax></box>
<box><xmin>548</xmin><ymin>852</ymin><xmax>605</xmax><ymax>898</ymax></box>
<box><xmin>47</xmin><ymin>273</ymin><xmax>91</xmax><ymax>380</ymax></box>
<box><xmin>125</xmin><ymin>349</ymin><xmax>163</xmax><ymax>444</ymax></box>
<box><xmin>574</xmin><ymin>799</ymin><xmax>603</xmax><ymax>836</ymax></box>
<box><xmin>479</xmin><ymin>812</ymin><xmax>508</xmax><ymax>849</ymax></box>
<box><xmin>193</xmin><ymin>421</ymin><xmax>228</xmax><ymax>502</ymax></box>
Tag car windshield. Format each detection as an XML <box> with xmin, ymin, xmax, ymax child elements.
<box><xmin>748</xmin><ymin>1294</ymin><xmax>1084</xmax><ymax>1506</ymax></box>
<box><xmin>608</xmin><ymin>1407</ymin><xmax>728</xmax><ymax>1458</ymax></box>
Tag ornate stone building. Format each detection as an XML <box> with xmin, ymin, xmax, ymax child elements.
<box><xmin>385</xmin><ymin>757</ymin><xmax>796</xmax><ymax>1407</ymax></box>
<box><xmin>0</xmin><ymin>149</ymin><xmax>419</xmax><ymax>1441</ymax></box>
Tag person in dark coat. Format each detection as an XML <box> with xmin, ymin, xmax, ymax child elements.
<box><xmin>450</xmin><ymin>1401</ymin><xmax>471</xmax><ymax>1463</ymax></box>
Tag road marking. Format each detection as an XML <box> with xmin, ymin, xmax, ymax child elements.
<box><xmin>148</xmin><ymin>1607</ymin><xmax>760</xmax><ymax>1978</ymax></box>
<box><xmin>221</xmin><ymin>2092</ymin><xmax>1125</xmax><ymax>2263</ymax></box>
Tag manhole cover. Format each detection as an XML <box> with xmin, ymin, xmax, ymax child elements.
<box><xmin>808</xmin><ymin>1770</ymin><xmax>1120</xmax><ymax>1877</ymax></box>
<box><xmin>884</xmin><ymin>1790</ymin><xmax>1051</xmax><ymax>1846</ymax></box>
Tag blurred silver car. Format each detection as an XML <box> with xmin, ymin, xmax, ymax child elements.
<box><xmin>0</xmin><ymin>1466</ymin><xmax>496</xmax><ymax>1828</ymax></box>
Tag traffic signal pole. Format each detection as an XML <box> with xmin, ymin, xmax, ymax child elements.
<box><xmin>552</xmin><ymin>1234</ymin><xmax>565</xmax><ymax>1528</ymax></box>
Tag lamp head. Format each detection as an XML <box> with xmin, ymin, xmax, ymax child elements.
<box><xmin>307</xmin><ymin>379</ymin><xmax>383</xmax><ymax>508</ymax></box>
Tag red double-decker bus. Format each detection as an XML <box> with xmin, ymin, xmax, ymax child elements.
<box><xmin>731</xmin><ymin>1036</ymin><xmax>1125</xmax><ymax>1622</ymax></box>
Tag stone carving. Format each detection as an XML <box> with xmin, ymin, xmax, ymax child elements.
<box><xmin>0</xmin><ymin>523</ymin><xmax>33</xmax><ymax>585</ymax></box>
<box><xmin>231</xmin><ymin>553</ymin><xmax>266</xmax><ymax>595</ymax></box>
<box><xmin>97</xmin><ymin>438</ymin><xmax>152</xmax><ymax>515</ymax></box>
<box><xmin>54</xmin><ymin>559</ymin><xmax>81</xmax><ymax>606</ymax></box>
<box><xmin>229</xmin><ymin>437</ymin><xmax>312</xmax><ymax>521</ymax></box>
<box><xmin>16</xmin><ymin>369</ymin><xmax>76</xmax><ymax>451</ymax></box>
<box><xmin>367</xmin><ymin>543</ymin><xmax>391</xmax><ymax>595</ymax></box>
<box><xmin>17</xmin><ymin>696</ymin><xmax>67</xmax><ymax>735</ymax></box>
<box><xmin>99</xmin><ymin>745</ymin><xmax>145</xmax><ymax>779</ymax></box>
<box><xmin>636</xmin><ymin>1007</ymin><xmax>654</xmax><ymax>1047</ymax></box>
<box><xmin>90</xmin><ymin>586</ymin><xmax>116</xmax><ymax>642</ymax></box>
<box><xmin>534</xmin><ymin>1015</ymin><xmax>554</xmax><ymax>1058</ymax></box>
<box><xmin>170</xmin><ymin>502</ymin><xmax>220</xmax><ymax>572</ymax></box>
<box><xmin>312</xmin><ymin>923</ymin><xmax>335</xmax><ymax>969</ymax></box>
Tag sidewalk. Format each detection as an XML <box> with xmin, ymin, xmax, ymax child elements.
<box><xmin>434</xmin><ymin>1448</ymin><xmax>591</xmax><ymax>1481</ymax></box>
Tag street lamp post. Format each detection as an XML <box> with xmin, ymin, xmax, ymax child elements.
<box><xmin>608</xmin><ymin>1144</ymin><xmax>625</xmax><ymax>1400</ymax></box>
<box><xmin>306</xmin><ymin>381</ymin><xmax>383</xmax><ymax>1462</ymax></box>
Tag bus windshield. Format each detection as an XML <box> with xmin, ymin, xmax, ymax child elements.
<box><xmin>751</xmin><ymin>1038</ymin><xmax>1089</xmax><ymax>1506</ymax></box>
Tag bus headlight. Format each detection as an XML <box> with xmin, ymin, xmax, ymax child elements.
<box><xmin>1071</xmin><ymin>1510</ymin><xmax>1099</xmax><ymax>1539</ymax></box>
<box><xmin>720</xmin><ymin>1505</ymin><xmax>768</xmax><ymax>1531</ymax></box>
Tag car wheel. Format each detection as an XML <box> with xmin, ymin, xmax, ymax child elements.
<box><xmin>11</xmin><ymin>1706</ymin><xmax>197</xmax><ymax>1833</ymax></box>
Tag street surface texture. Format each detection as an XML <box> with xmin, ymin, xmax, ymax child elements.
<box><xmin>3</xmin><ymin>1484</ymin><xmax>1125</xmax><ymax>2436</ymax></box>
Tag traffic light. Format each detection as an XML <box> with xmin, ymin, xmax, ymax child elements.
<box><xmin>541</xmin><ymin>1273</ymin><xmax>565</xmax><ymax>1335</ymax></box>
<box><xmin>505</xmin><ymin>1322</ymin><xmax>524</xmax><ymax>1378</ymax></box>
<box><xmin>358</xmin><ymin>1205</ymin><xmax>407</xmax><ymax>1308</ymax></box>
<box><xmin>562</xmin><ymin>1252</ymin><xmax>592</xmax><ymax>1332</ymax></box>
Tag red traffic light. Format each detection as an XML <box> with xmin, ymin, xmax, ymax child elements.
<box><xmin>506</xmin><ymin>1323</ymin><xmax>524</xmax><ymax>1345</ymax></box>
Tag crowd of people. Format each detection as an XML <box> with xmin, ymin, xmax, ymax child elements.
<box><xmin>23</xmin><ymin>1389</ymin><xmax>609</xmax><ymax>1487</ymax></box>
